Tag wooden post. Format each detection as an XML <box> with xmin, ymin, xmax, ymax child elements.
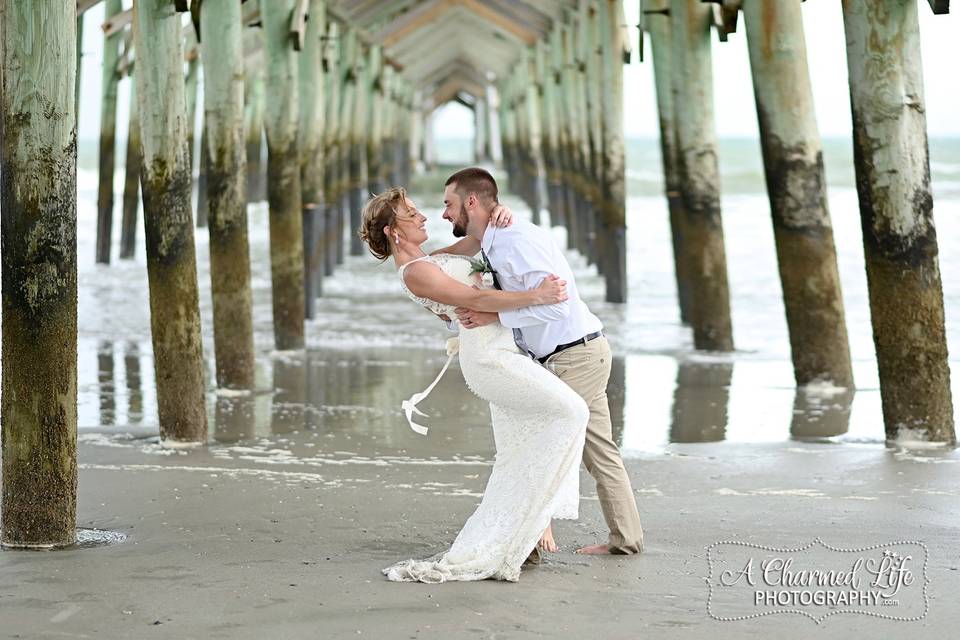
<box><xmin>498</xmin><ymin>88</ymin><xmax>515</xmax><ymax>195</ymax></box>
<box><xmin>423</xmin><ymin>109</ymin><xmax>436</xmax><ymax>170</ymax></box>
<box><xmin>558</xmin><ymin>23</ymin><xmax>582</xmax><ymax>252</ymax></box>
<box><xmin>95</xmin><ymin>0</ymin><xmax>124</xmax><ymax>265</ymax></box>
<box><xmin>323</xmin><ymin>20</ymin><xmax>341</xmax><ymax>276</ymax></box>
<box><xmin>1</xmin><ymin>0</ymin><xmax>79</xmax><ymax>548</ymax></box>
<box><xmin>75</xmin><ymin>13</ymin><xmax>83</xmax><ymax>118</ymax></box>
<box><xmin>337</xmin><ymin>27</ymin><xmax>353</xmax><ymax>264</ymax></box>
<box><xmin>669</xmin><ymin>0</ymin><xmax>733</xmax><ymax>349</ymax></box>
<box><xmin>487</xmin><ymin>84</ymin><xmax>503</xmax><ymax>168</ymax></box>
<box><xmin>842</xmin><ymin>0</ymin><xmax>954</xmax><ymax>443</ymax></box>
<box><xmin>597</xmin><ymin>0</ymin><xmax>628</xmax><ymax>302</ymax></box>
<box><xmin>299</xmin><ymin>0</ymin><xmax>327</xmax><ymax>316</ymax></box>
<box><xmin>366</xmin><ymin>45</ymin><xmax>385</xmax><ymax>197</ymax></box>
<box><xmin>742</xmin><ymin>0</ymin><xmax>853</xmax><ymax>388</ymax></box>
<box><xmin>133</xmin><ymin>0</ymin><xmax>208</xmax><ymax>442</ymax></box>
<box><xmin>120</xmin><ymin>74</ymin><xmax>142</xmax><ymax>260</ymax></box>
<box><xmin>185</xmin><ymin>54</ymin><xmax>200</xmax><ymax>171</ymax></box>
<box><xmin>262</xmin><ymin>0</ymin><xmax>306</xmax><ymax>349</ymax></box>
<box><xmin>196</xmin><ymin>121</ymin><xmax>209</xmax><ymax>227</ymax></box>
<box><xmin>645</xmin><ymin>0</ymin><xmax>692</xmax><ymax>323</ymax></box>
<box><xmin>474</xmin><ymin>98</ymin><xmax>487</xmax><ymax>163</ymax></box>
<box><xmin>381</xmin><ymin>68</ymin><xmax>398</xmax><ymax>186</ymax></box>
<box><xmin>348</xmin><ymin>36</ymin><xmax>370</xmax><ymax>256</ymax></box>
<box><xmin>543</xmin><ymin>30</ymin><xmax>567</xmax><ymax>230</ymax></box>
<box><xmin>576</xmin><ymin>6</ymin><xmax>599</xmax><ymax>267</ymax></box>
<box><xmin>244</xmin><ymin>49</ymin><xmax>266</xmax><ymax>203</ymax></box>
<box><xmin>522</xmin><ymin>48</ymin><xmax>544</xmax><ymax>226</ymax></box>
<box><xmin>201</xmin><ymin>0</ymin><xmax>256</xmax><ymax>390</ymax></box>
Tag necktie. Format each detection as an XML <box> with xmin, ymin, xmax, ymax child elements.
<box><xmin>481</xmin><ymin>248</ymin><xmax>537</xmax><ymax>360</ymax></box>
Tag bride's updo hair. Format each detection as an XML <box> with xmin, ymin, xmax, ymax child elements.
<box><xmin>358</xmin><ymin>186</ymin><xmax>408</xmax><ymax>261</ymax></box>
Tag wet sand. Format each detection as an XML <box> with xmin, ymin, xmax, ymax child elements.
<box><xmin>2</xmin><ymin>422</ymin><xmax>958</xmax><ymax>639</ymax></box>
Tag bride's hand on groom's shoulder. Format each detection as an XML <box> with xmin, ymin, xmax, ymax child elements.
<box><xmin>489</xmin><ymin>204</ymin><xmax>514</xmax><ymax>228</ymax></box>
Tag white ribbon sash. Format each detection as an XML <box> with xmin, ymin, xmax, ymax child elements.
<box><xmin>401</xmin><ymin>337</ymin><xmax>460</xmax><ymax>435</ymax></box>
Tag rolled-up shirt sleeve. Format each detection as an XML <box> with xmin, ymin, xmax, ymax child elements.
<box><xmin>496</xmin><ymin>244</ymin><xmax>571</xmax><ymax>328</ymax></box>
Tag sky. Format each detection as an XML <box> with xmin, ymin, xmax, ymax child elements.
<box><xmin>78</xmin><ymin>1</ymin><xmax>959</xmax><ymax>145</ymax></box>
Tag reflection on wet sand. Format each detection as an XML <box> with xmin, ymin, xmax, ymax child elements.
<box><xmin>123</xmin><ymin>342</ymin><xmax>143</xmax><ymax>424</ymax></box>
<box><xmin>97</xmin><ymin>340</ymin><xmax>115</xmax><ymax>426</ymax></box>
<box><xmin>271</xmin><ymin>354</ymin><xmax>307</xmax><ymax>435</ymax></box>
<box><xmin>670</xmin><ymin>360</ymin><xmax>732</xmax><ymax>443</ymax></box>
<box><xmin>82</xmin><ymin>344</ymin><xmax>876</xmax><ymax>453</ymax></box>
<box><xmin>214</xmin><ymin>393</ymin><xmax>257</xmax><ymax>444</ymax></box>
<box><xmin>790</xmin><ymin>386</ymin><xmax>853</xmax><ymax>440</ymax></box>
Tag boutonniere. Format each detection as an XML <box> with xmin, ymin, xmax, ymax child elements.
<box><xmin>468</xmin><ymin>255</ymin><xmax>494</xmax><ymax>275</ymax></box>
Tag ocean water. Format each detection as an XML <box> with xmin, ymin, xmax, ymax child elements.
<box><xmin>13</xmin><ymin>135</ymin><xmax>960</xmax><ymax>453</ymax></box>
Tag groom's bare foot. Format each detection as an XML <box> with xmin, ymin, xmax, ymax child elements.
<box><xmin>537</xmin><ymin>523</ymin><xmax>559</xmax><ymax>553</ymax></box>
<box><xmin>575</xmin><ymin>543</ymin><xmax>612</xmax><ymax>555</ymax></box>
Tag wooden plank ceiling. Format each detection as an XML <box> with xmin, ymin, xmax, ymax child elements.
<box><xmin>332</xmin><ymin>0</ymin><xmax>577</xmax><ymax>107</ymax></box>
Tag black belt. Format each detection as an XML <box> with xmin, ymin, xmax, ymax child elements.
<box><xmin>538</xmin><ymin>331</ymin><xmax>603</xmax><ymax>364</ymax></box>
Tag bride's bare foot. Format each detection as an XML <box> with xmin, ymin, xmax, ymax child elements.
<box><xmin>575</xmin><ymin>543</ymin><xmax>612</xmax><ymax>555</ymax></box>
<box><xmin>537</xmin><ymin>523</ymin><xmax>559</xmax><ymax>553</ymax></box>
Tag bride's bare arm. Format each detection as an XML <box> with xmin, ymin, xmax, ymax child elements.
<box><xmin>430</xmin><ymin>236</ymin><xmax>480</xmax><ymax>257</ymax></box>
<box><xmin>403</xmin><ymin>262</ymin><xmax>566</xmax><ymax>312</ymax></box>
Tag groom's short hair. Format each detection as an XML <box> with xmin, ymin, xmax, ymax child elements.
<box><xmin>445</xmin><ymin>168</ymin><xmax>499</xmax><ymax>207</ymax></box>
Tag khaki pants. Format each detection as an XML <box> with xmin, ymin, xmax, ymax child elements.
<box><xmin>544</xmin><ymin>335</ymin><xmax>644</xmax><ymax>554</ymax></box>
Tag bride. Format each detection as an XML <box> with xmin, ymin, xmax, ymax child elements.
<box><xmin>358</xmin><ymin>187</ymin><xmax>590</xmax><ymax>583</ymax></box>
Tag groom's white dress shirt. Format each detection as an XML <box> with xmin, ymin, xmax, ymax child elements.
<box><xmin>481</xmin><ymin>219</ymin><xmax>603</xmax><ymax>360</ymax></box>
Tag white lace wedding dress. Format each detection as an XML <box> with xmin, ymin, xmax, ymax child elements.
<box><xmin>382</xmin><ymin>253</ymin><xmax>589</xmax><ymax>583</ymax></box>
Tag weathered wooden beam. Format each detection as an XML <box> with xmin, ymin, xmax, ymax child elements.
<box><xmin>558</xmin><ymin>20</ymin><xmax>583</xmax><ymax>253</ymax></box>
<box><xmin>102</xmin><ymin>7</ymin><xmax>130</xmax><ymax>37</ymax></box>
<box><xmin>336</xmin><ymin>25</ymin><xmax>354</xmax><ymax>263</ymax></box>
<box><xmin>299</xmin><ymin>0</ymin><xmax>327</xmax><ymax>315</ymax></box>
<box><xmin>459</xmin><ymin>0</ymin><xmax>539</xmax><ymax>45</ymax></box>
<box><xmin>366</xmin><ymin>45</ymin><xmax>386</xmax><ymax>197</ymax></box>
<box><xmin>669</xmin><ymin>0</ymin><xmax>733</xmax><ymax>349</ymax></box>
<box><xmin>96</xmin><ymin>0</ymin><xmax>123</xmax><ymax>265</ymax></box>
<box><xmin>1</xmin><ymin>0</ymin><xmax>79</xmax><ymax>549</ymax></box>
<box><xmin>598</xmin><ymin>0</ymin><xmax>627</xmax><ymax>301</ymax></box>
<box><xmin>76</xmin><ymin>12</ymin><xmax>84</xmax><ymax>118</ymax></box>
<box><xmin>378</xmin><ymin>0</ymin><xmax>449</xmax><ymax>47</ymax></box>
<box><xmin>243</xmin><ymin>41</ymin><xmax>266</xmax><ymax>203</ymax></box>
<box><xmin>378</xmin><ymin>0</ymin><xmax>539</xmax><ymax>48</ymax></box>
<box><xmin>842</xmin><ymin>0</ymin><xmax>954</xmax><ymax>443</ymax></box>
<box><xmin>184</xmin><ymin>54</ymin><xmax>200</xmax><ymax>172</ymax></box>
<box><xmin>78</xmin><ymin>0</ymin><xmax>101</xmax><ymax>15</ymax></box>
<box><xmin>344</xmin><ymin>30</ymin><xmax>369</xmax><ymax>256</ymax></box>
<box><xmin>644</xmin><ymin>0</ymin><xmax>691</xmax><ymax>322</ymax></box>
<box><xmin>196</xmin><ymin>119</ymin><xmax>209</xmax><ymax>227</ymax></box>
<box><xmin>262</xmin><ymin>0</ymin><xmax>306</xmax><ymax>349</ymax></box>
<box><xmin>290</xmin><ymin>0</ymin><xmax>309</xmax><ymax>51</ymax></box>
<box><xmin>200</xmin><ymin>0</ymin><xmax>256</xmax><ymax>389</ymax></box>
<box><xmin>575</xmin><ymin>3</ymin><xmax>598</xmax><ymax>265</ymax></box>
<box><xmin>742</xmin><ymin>0</ymin><xmax>853</xmax><ymax>388</ymax></box>
<box><xmin>323</xmin><ymin>19</ymin><xmax>342</xmax><ymax>275</ymax></box>
<box><xmin>120</xmin><ymin>76</ymin><xmax>141</xmax><ymax>260</ymax></box>
<box><xmin>132</xmin><ymin>0</ymin><xmax>208</xmax><ymax>442</ymax></box>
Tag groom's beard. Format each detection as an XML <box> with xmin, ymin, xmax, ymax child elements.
<box><xmin>452</xmin><ymin>204</ymin><xmax>469</xmax><ymax>237</ymax></box>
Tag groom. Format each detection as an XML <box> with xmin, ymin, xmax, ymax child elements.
<box><xmin>441</xmin><ymin>167</ymin><xmax>644</xmax><ymax>555</ymax></box>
